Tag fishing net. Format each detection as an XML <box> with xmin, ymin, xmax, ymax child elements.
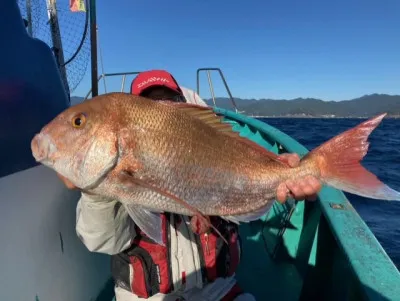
<box><xmin>17</xmin><ymin>0</ymin><xmax>90</xmax><ymax>95</ymax></box>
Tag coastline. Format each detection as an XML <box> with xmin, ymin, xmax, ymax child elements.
<box><xmin>248</xmin><ymin>115</ymin><xmax>400</xmax><ymax>119</ymax></box>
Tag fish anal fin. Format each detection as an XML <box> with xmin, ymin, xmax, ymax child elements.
<box><xmin>162</xmin><ymin>102</ymin><xmax>289</xmax><ymax>167</ymax></box>
<box><xmin>222</xmin><ymin>202</ymin><xmax>274</xmax><ymax>224</ymax></box>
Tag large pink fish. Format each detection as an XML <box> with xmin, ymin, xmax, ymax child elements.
<box><xmin>31</xmin><ymin>92</ymin><xmax>400</xmax><ymax>244</ymax></box>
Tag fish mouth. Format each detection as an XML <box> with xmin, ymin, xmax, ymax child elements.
<box><xmin>31</xmin><ymin>132</ymin><xmax>58</xmax><ymax>164</ymax></box>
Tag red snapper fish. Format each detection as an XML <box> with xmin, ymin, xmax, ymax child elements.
<box><xmin>30</xmin><ymin>92</ymin><xmax>400</xmax><ymax>245</ymax></box>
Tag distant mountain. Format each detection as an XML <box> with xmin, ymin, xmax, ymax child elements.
<box><xmin>204</xmin><ymin>94</ymin><xmax>400</xmax><ymax>118</ymax></box>
<box><xmin>70</xmin><ymin>94</ymin><xmax>400</xmax><ymax>118</ymax></box>
<box><xmin>71</xmin><ymin>96</ymin><xmax>84</xmax><ymax>105</ymax></box>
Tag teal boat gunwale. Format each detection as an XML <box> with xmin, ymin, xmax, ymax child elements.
<box><xmin>213</xmin><ymin>107</ymin><xmax>400</xmax><ymax>300</ymax></box>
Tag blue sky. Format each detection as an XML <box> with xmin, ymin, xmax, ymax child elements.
<box><xmin>72</xmin><ymin>0</ymin><xmax>400</xmax><ymax>101</ymax></box>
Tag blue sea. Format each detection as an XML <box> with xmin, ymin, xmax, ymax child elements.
<box><xmin>258</xmin><ymin>117</ymin><xmax>400</xmax><ymax>269</ymax></box>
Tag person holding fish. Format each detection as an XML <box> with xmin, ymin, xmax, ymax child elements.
<box><xmin>63</xmin><ymin>70</ymin><xmax>321</xmax><ymax>301</ymax></box>
<box><xmin>31</xmin><ymin>69</ymin><xmax>399</xmax><ymax>300</ymax></box>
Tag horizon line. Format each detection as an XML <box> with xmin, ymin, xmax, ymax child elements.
<box><xmin>70</xmin><ymin>92</ymin><xmax>400</xmax><ymax>102</ymax></box>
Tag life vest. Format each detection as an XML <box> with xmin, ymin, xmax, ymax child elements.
<box><xmin>111</xmin><ymin>213</ymin><xmax>242</xmax><ymax>299</ymax></box>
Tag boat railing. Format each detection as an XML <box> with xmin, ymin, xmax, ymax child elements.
<box><xmin>84</xmin><ymin>68</ymin><xmax>241</xmax><ymax>113</ymax></box>
<box><xmin>84</xmin><ymin>71</ymin><xmax>142</xmax><ymax>99</ymax></box>
<box><xmin>196</xmin><ymin>68</ymin><xmax>240</xmax><ymax>113</ymax></box>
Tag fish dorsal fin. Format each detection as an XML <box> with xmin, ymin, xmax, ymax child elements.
<box><xmin>160</xmin><ymin>102</ymin><xmax>289</xmax><ymax>166</ymax></box>
<box><xmin>159</xmin><ymin>102</ymin><xmax>233</xmax><ymax>131</ymax></box>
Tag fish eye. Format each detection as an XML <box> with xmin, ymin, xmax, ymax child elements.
<box><xmin>71</xmin><ymin>113</ymin><xmax>86</xmax><ymax>128</ymax></box>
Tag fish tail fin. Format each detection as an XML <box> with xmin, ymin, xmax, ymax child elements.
<box><xmin>305</xmin><ymin>113</ymin><xmax>400</xmax><ymax>201</ymax></box>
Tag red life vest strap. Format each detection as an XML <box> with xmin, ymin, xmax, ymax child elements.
<box><xmin>111</xmin><ymin>214</ymin><xmax>242</xmax><ymax>298</ymax></box>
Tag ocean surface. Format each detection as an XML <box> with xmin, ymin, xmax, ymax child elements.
<box><xmin>258</xmin><ymin>117</ymin><xmax>400</xmax><ymax>269</ymax></box>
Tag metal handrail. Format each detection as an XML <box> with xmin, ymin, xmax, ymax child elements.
<box><xmin>84</xmin><ymin>71</ymin><xmax>142</xmax><ymax>99</ymax></box>
<box><xmin>85</xmin><ymin>68</ymin><xmax>240</xmax><ymax>114</ymax></box>
<box><xmin>196</xmin><ymin>68</ymin><xmax>239</xmax><ymax>113</ymax></box>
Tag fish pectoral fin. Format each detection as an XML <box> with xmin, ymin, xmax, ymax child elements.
<box><xmin>119</xmin><ymin>171</ymin><xmax>228</xmax><ymax>244</ymax></box>
<box><xmin>119</xmin><ymin>170</ymin><xmax>205</xmax><ymax>216</ymax></box>
<box><xmin>123</xmin><ymin>203</ymin><xmax>164</xmax><ymax>246</ymax></box>
<box><xmin>159</xmin><ymin>102</ymin><xmax>289</xmax><ymax>167</ymax></box>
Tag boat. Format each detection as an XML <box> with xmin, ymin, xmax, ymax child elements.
<box><xmin>1</xmin><ymin>1</ymin><xmax>400</xmax><ymax>300</ymax></box>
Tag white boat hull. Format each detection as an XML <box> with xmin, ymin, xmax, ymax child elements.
<box><xmin>0</xmin><ymin>166</ymin><xmax>111</xmax><ymax>301</ymax></box>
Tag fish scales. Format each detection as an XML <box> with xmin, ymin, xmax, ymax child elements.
<box><xmin>105</xmin><ymin>94</ymin><xmax>286</xmax><ymax>215</ymax></box>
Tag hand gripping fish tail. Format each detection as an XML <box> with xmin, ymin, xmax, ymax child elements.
<box><xmin>303</xmin><ymin>113</ymin><xmax>400</xmax><ymax>201</ymax></box>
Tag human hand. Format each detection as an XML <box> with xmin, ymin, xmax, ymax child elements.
<box><xmin>276</xmin><ymin>153</ymin><xmax>322</xmax><ymax>203</ymax></box>
<box><xmin>190</xmin><ymin>215</ymin><xmax>210</xmax><ymax>234</ymax></box>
